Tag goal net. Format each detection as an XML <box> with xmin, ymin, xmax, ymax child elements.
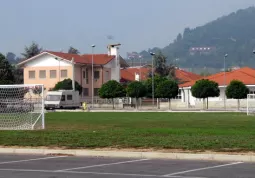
<box><xmin>247</xmin><ymin>94</ymin><xmax>255</xmax><ymax>115</ymax></box>
<box><xmin>0</xmin><ymin>84</ymin><xmax>45</xmax><ymax>130</ymax></box>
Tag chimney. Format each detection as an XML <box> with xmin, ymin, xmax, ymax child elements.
<box><xmin>107</xmin><ymin>43</ymin><xmax>121</xmax><ymax>56</ymax></box>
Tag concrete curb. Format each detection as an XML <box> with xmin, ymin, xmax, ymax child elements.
<box><xmin>0</xmin><ymin>148</ymin><xmax>254</xmax><ymax>162</ymax></box>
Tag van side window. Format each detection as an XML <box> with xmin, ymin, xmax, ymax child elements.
<box><xmin>67</xmin><ymin>95</ymin><xmax>72</xmax><ymax>100</ymax></box>
<box><xmin>61</xmin><ymin>95</ymin><xmax>65</xmax><ymax>101</ymax></box>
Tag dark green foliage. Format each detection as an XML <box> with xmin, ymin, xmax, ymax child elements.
<box><xmin>191</xmin><ymin>79</ymin><xmax>220</xmax><ymax>99</ymax></box>
<box><xmin>226</xmin><ymin>80</ymin><xmax>249</xmax><ymax>99</ymax></box>
<box><xmin>226</xmin><ymin>80</ymin><xmax>249</xmax><ymax>110</ymax></box>
<box><xmin>144</xmin><ymin>75</ymin><xmax>168</xmax><ymax>98</ymax></box>
<box><xmin>21</xmin><ymin>42</ymin><xmax>42</xmax><ymax>59</ymax></box>
<box><xmin>127</xmin><ymin>81</ymin><xmax>147</xmax><ymax>99</ymax></box>
<box><xmin>151</xmin><ymin>50</ymin><xmax>177</xmax><ymax>80</ymax></box>
<box><xmin>191</xmin><ymin>79</ymin><xmax>220</xmax><ymax>109</ymax></box>
<box><xmin>99</xmin><ymin>80</ymin><xmax>126</xmax><ymax>109</ymax></box>
<box><xmin>52</xmin><ymin>78</ymin><xmax>82</xmax><ymax>94</ymax></box>
<box><xmin>156</xmin><ymin>80</ymin><xmax>179</xmax><ymax>110</ymax></box>
<box><xmin>68</xmin><ymin>46</ymin><xmax>80</xmax><ymax>54</ymax></box>
<box><xmin>0</xmin><ymin>53</ymin><xmax>15</xmax><ymax>84</ymax></box>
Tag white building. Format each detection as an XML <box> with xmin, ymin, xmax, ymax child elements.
<box><xmin>179</xmin><ymin>67</ymin><xmax>255</xmax><ymax>107</ymax></box>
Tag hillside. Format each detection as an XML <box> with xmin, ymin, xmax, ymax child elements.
<box><xmin>130</xmin><ymin>6</ymin><xmax>255</xmax><ymax>72</ymax></box>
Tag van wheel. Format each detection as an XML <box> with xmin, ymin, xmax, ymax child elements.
<box><xmin>60</xmin><ymin>106</ymin><xmax>63</xmax><ymax>109</ymax></box>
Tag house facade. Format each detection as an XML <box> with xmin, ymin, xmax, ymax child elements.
<box><xmin>179</xmin><ymin>67</ymin><xmax>255</xmax><ymax>107</ymax></box>
<box><xmin>18</xmin><ymin>45</ymin><xmax>129</xmax><ymax>100</ymax></box>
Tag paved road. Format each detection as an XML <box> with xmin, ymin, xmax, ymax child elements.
<box><xmin>0</xmin><ymin>154</ymin><xmax>254</xmax><ymax>178</ymax></box>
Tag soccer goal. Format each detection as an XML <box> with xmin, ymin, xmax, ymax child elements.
<box><xmin>0</xmin><ymin>84</ymin><xmax>45</xmax><ymax>130</ymax></box>
<box><xmin>247</xmin><ymin>94</ymin><xmax>255</xmax><ymax>115</ymax></box>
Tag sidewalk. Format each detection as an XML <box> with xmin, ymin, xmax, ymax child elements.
<box><xmin>0</xmin><ymin>147</ymin><xmax>254</xmax><ymax>162</ymax></box>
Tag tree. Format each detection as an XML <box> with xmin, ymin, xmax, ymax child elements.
<box><xmin>191</xmin><ymin>79</ymin><xmax>220</xmax><ymax>109</ymax></box>
<box><xmin>225</xmin><ymin>80</ymin><xmax>249</xmax><ymax>110</ymax></box>
<box><xmin>6</xmin><ymin>52</ymin><xmax>17</xmax><ymax>64</ymax></box>
<box><xmin>68</xmin><ymin>46</ymin><xmax>80</xmax><ymax>54</ymax></box>
<box><xmin>99</xmin><ymin>80</ymin><xmax>126</xmax><ymax>109</ymax></box>
<box><xmin>156</xmin><ymin>80</ymin><xmax>179</xmax><ymax>110</ymax></box>
<box><xmin>153</xmin><ymin>50</ymin><xmax>177</xmax><ymax>80</ymax></box>
<box><xmin>52</xmin><ymin>78</ymin><xmax>82</xmax><ymax>94</ymax></box>
<box><xmin>144</xmin><ymin>75</ymin><xmax>167</xmax><ymax>98</ymax></box>
<box><xmin>126</xmin><ymin>81</ymin><xmax>147</xmax><ymax>109</ymax></box>
<box><xmin>21</xmin><ymin>42</ymin><xmax>42</xmax><ymax>59</ymax></box>
<box><xmin>0</xmin><ymin>53</ymin><xmax>15</xmax><ymax>84</ymax></box>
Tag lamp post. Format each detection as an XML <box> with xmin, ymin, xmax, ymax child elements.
<box><xmin>150</xmin><ymin>52</ymin><xmax>155</xmax><ymax>108</ymax></box>
<box><xmin>91</xmin><ymin>44</ymin><xmax>96</xmax><ymax>109</ymax></box>
<box><xmin>224</xmin><ymin>53</ymin><xmax>228</xmax><ymax>110</ymax></box>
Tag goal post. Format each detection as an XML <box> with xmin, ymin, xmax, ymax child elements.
<box><xmin>247</xmin><ymin>94</ymin><xmax>255</xmax><ymax>115</ymax></box>
<box><xmin>0</xmin><ymin>84</ymin><xmax>45</xmax><ymax>130</ymax></box>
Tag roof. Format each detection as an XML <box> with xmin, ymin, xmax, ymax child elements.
<box><xmin>120</xmin><ymin>67</ymin><xmax>201</xmax><ymax>82</ymax></box>
<box><xmin>121</xmin><ymin>67</ymin><xmax>150</xmax><ymax>81</ymax></box>
<box><xmin>180</xmin><ymin>67</ymin><xmax>255</xmax><ymax>88</ymax></box>
<box><xmin>18</xmin><ymin>51</ymin><xmax>116</xmax><ymax>66</ymax></box>
<box><xmin>175</xmin><ymin>69</ymin><xmax>201</xmax><ymax>83</ymax></box>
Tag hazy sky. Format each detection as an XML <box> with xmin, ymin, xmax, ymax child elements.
<box><xmin>1</xmin><ymin>0</ymin><xmax>255</xmax><ymax>58</ymax></box>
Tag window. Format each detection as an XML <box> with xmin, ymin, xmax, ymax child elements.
<box><xmin>94</xmin><ymin>71</ymin><xmax>100</xmax><ymax>79</ymax></box>
<box><xmin>83</xmin><ymin>88</ymin><xmax>89</xmax><ymax>96</ymax></box>
<box><xmin>94</xmin><ymin>88</ymin><xmax>99</xmax><ymax>96</ymax></box>
<box><xmin>46</xmin><ymin>95</ymin><xmax>61</xmax><ymax>101</ymax></box>
<box><xmin>29</xmin><ymin>71</ymin><xmax>35</xmax><ymax>79</ymax></box>
<box><xmin>39</xmin><ymin>70</ymin><xmax>46</xmax><ymax>79</ymax></box>
<box><xmin>50</xmin><ymin>70</ymin><xmax>56</xmax><ymax>78</ymax></box>
<box><xmin>61</xmin><ymin>70</ymin><xmax>67</xmax><ymax>78</ymax></box>
<box><xmin>67</xmin><ymin>95</ymin><xmax>72</xmax><ymax>100</ymax></box>
<box><xmin>83</xmin><ymin>68</ymin><xmax>89</xmax><ymax>84</ymax></box>
<box><xmin>61</xmin><ymin>95</ymin><xmax>65</xmax><ymax>101</ymax></box>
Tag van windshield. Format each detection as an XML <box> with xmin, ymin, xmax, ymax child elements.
<box><xmin>46</xmin><ymin>95</ymin><xmax>61</xmax><ymax>101</ymax></box>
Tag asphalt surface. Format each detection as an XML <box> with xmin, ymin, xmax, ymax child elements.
<box><xmin>0</xmin><ymin>154</ymin><xmax>255</xmax><ymax>178</ymax></box>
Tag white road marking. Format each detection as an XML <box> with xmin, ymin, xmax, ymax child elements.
<box><xmin>56</xmin><ymin>158</ymin><xmax>150</xmax><ymax>172</ymax></box>
<box><xmin>0</xmin><ymin>168</ymin><xmax>207</xmax><ymax>178</ymax></box>
<box><xmin>63</xmin><ymin>170</ymin><xmax>207</xmax><ymax>178</ymax></box>
<box><xmin>0</xmin><ymin>156</ymin><xmax>67</xmax><ymax>165</ymax></box>
<box><xmin>163</xmin><ymin>162</ymin><xmax>243</xmax><ymax>177</ymax></box>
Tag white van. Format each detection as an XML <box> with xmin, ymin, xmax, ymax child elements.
<box><xmin>44</xmin><ymin>90</ymin><xmax>81</xmax><ymax>110</ymax></box>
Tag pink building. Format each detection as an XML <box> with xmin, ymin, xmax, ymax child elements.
<box><xmin>18</xmin><ymin>45</ymin><xmax>129</xmax><ymax>100</ymax></box>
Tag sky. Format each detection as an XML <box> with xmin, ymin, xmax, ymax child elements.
<box><xmin>1</xmin><ymin>0</ymin><xmax>255</xmax><ymax>58</ymax></box>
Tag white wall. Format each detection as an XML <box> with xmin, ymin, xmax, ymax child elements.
<box><xmin>181</xmin><ymin>86</ymin><xmax>255</xmax><ymax>107</ymax></box>
<box><xmin>24</xmin><ymin>54</ymin><xmax>71</xmax><ymax>67</ymax></box>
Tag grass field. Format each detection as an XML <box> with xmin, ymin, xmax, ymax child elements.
<box><xmin>0</xmin><ymin>112</ymin><xmax>255</xmax><ymax>152</ymax></box>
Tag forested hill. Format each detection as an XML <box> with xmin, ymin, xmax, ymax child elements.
<box><xmin>136</xmin><ymin>6</ymin><xmax>255</xmax><ymax>70</ymax></box>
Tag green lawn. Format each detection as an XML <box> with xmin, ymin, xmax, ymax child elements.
<box><xmin>0</xmin><ymin>112</ymin><xmax>255</xmax><ymax>152</ymax></box>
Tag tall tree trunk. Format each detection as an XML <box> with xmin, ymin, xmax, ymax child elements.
<box><xmin>207</xmin><ymin>97</ymin><xmax>208</xmax><ymax>109</ymax></box>
<box><xmin>136</xmin><ymin>98</ymin><xmax>138</xmax><ymax>110</ymax></box>
<box><xmin>112</xmin><ymin>98</ymin><xmax>114</xmax><ymax>109</ymax></box>
<box><xmin>169</xmin><ymin>99</ymin><xmax>171</xmax><ymax>110</ymax></box>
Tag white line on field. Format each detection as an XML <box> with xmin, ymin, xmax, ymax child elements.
<box><xmin>163</xmin><ymin>162</ymin><xmax>243</xmax><ymax>177</ymax></box>
<box><xmin>0</xmin><ymin>168</ymin><xmax>207</xmax><ymax>178</ymax></box>
<box><xmin>56</xmin><ymin>159</ymin><xmax>149</xmax><ymax>172</ymax></box>
<box><xmin>0</xmin><ymin>156</ymin><xmax>67</xmax><ymax>165</ymax></box>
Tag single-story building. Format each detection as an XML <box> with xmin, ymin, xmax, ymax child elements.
<box><xmin>179</xmin><ymin>67</ymin><xmax>255</xmax><ymax>106</ymax></box>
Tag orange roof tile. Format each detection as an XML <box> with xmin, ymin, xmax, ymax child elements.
<box><xmin>46</xmin><ymin>51</ymin><xmax>115</xmax><ymax>65</ymax></box>
<box><xmin>180</xmin><ymin>67</ymin><xmax>255</xmax><ymax>88</ymax></box>
<box><xmin>18</xmin><ymin>51</ymin><xmax>115</xmax><ymax>66</ymax></box>
<box><xmin>121</xmin><ymin>67</ymin><xmax>150</xmax><ymax>81</ymax></box>
<box><xmin>120</xmin><ymin>67</ymin><xmax>201</xmax><ymax>83</ymax></box>
<box><xmin>175</xmin><ymin>69</ymin><xmax>201</xmax><ymax>83</ymax></box>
